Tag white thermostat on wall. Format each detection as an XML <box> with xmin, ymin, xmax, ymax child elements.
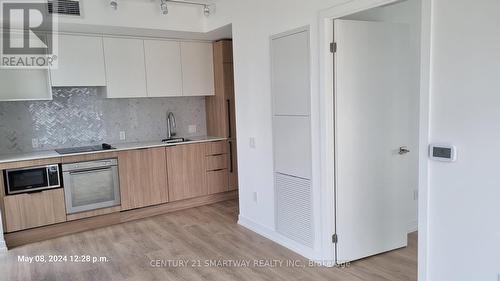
<box><xmin>429</xmin><ymin>144</ymin><xmax>457</xmax><ymax>162</ymax></box>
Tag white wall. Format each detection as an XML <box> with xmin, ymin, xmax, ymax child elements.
<box><xmin>205</xmin><ymin>0</ymin><xmax>422</xmax><ymax>261</ymax></box>
<box><xmin>428</xmin><ymin>0</ymin><xmax>500</xmax><ymax>280</ymax></box>
<box><xmin>342</xmin><ymin>0</ymin><xmax>422</xmax><ymax>233</ymax></box>
<box><xmin>206</xmin><ymin>0</ymin><xmax>347</xmax><ymax>260</ymax></box>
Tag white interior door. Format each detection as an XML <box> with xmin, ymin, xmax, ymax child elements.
<box><xmin>334</xmin><ymin>19</ymin><xmax>412</xmax><ymax>262</ymax></box>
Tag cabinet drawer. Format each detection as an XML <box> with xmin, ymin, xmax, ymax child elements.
<box><xmin>4</xmin><ymin>189</ymin><xmax>66</xmax><ymax>232</ymax></box>
<box><xmin>206</xmin><ymin>141</ymin><xmax>227</xmax><ymax>155</ymax></box>
<box><xmin>207</xmin><ymin>169</ymin><xmax>229</xmax><ymax>194</ymax></box>
<box><xmin>206</xmin><ymin>154</ymin><xmax>228</xmax><ymax>171</ymax></box>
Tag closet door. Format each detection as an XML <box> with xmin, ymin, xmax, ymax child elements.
<box><xmin>271</xmin><ymin>28</ymin><xmax>313</xmax><ymax>248</ymax></box>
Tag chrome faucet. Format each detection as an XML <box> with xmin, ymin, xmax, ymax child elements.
<box><xmin>166</xmin><ymin>112</ymin><xmax>176</xmax><ymax>140</ymax></box>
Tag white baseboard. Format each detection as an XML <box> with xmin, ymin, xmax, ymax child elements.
<box><xmin>408</xmin><ymin>220</ymin><xmax>418</xmax><ymax>233</ymax></box>
<box><xmin>238</xmin><ymin>216</ymin><xmax>415</xmax><ymax>264</ymax></box>
<box><xmin>238</xmin><ymin>215</ymin><xmax>318</xmax><ymax>260</ymax></box>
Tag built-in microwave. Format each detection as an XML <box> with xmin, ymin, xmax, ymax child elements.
<box><xmin>4</xmin><ymin>165</ymin><xmax>61</xmax><ymax>195</ymax></box>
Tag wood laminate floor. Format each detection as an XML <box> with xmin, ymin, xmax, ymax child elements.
<box><xmin>0</xmin><ymin>200</ymin><xmax>417</xmax><ymax>281</ymax></box>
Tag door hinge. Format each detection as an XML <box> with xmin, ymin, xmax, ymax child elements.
<box><xmin>330</xmin><ymin>42</ymin><xmax>337</xmax><ymax>53</ymax></box>
<box><xmin>332</xmin><ymin>233</ymin><xmax>338</xmax><ymax>244</ymax></box>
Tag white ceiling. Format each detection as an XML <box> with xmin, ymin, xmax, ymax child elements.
<box><xmin>58</xmin><ymin>23</ymin><xmax>232</xmax><ymax>40</ymax></box>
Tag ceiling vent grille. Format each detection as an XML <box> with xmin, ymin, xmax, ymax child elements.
<box><xmin>48</xmin><ymin>0</ymin><xmax>81</xmax><ymax>16</ymax></box>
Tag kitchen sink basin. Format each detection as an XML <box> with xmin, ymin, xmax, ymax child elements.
<box><xmin>161</xmin><ymin>137</ymin><xmax>191</xmax><ymax>144</ymax></box>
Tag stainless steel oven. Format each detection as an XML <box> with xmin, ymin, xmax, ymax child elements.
<box><xmin>5</xmin><ymin>165</ymin><xmax>61</xmax><ymax>195</ymax></box>
<box><xmin>62</xmin><ymin>159</ymin><xmax>120</xmax><ymax>214</ymax></box>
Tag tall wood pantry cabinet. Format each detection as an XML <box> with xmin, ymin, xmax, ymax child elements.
<box><xmin>206</xmin><ymin>40</ymin><xmax>238</xmax><ymax>191</ymax></box>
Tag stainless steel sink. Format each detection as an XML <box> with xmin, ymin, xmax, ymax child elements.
<box><xmin>161</xmin><ymin>137</ymin><xmax>191</xmax><ymax>144</ymax></box>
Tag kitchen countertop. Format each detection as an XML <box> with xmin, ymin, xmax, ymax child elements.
<box><xmin>0</xmin><ymin>136</ymin><xmax>227</xmax><ymax>164</ymax></box>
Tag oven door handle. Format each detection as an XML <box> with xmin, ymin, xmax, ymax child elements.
<box><xmin>67</xmin><ymin>167</ymin><xmax>112</xmax><ymax>175</ymax></box>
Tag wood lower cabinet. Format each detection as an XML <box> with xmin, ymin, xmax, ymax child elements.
<box><xmin>206</xmin><ymin>140</ymin><xmax>230</xmax><ymax>194</ymax></box>
<box><xmin>206</xmin><ymin>154</ymin><xmax>228</xmax><ymax>171</ymax></box>
<box><xmin>206</xmin><ymin>140</ymin><xmax>227</xmax><ymax>156</ymax></box>
<box><xmin>207</xmin><ymin>170</ymin><xmax>229</xmax><ymax>194</ymax></box>
<box><xmin>4</xmin><ymin>189</ymin><xmax>66</xmax><ymax>232</ymax></box>
<box><xmin>1</xmin><ymin>141</ymin><xmax>239</xmax><ymax>246</ymax></box>
<box><xmin>118</xmin><ymin>147</ymin><xmax>168</xmax><ymax>210</ymax></box>
<box><xmin>167</xmin><ymin>143</ymin><xmax>207</xmax><ymax>201</ymax></box>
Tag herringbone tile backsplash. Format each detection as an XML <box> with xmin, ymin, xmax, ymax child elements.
<box><xmin>0</xmin><ymin>88</ymin><xmax>206</xmax><ymax>154</ymax></box>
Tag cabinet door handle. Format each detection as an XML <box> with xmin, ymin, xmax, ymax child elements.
<box><xmin>226</xmin><ymin>99</ymin><xmax>232</xmax><ymax>138</ymax></box>
<box><xmin>27</xmin><ymin>190</ymin><xmax>44</xmax><ymax>195</ymax></box>
<box><xmin>210</xmin><ymin>169</ymin><xmax>226</xmax><ymax>172</ymax></box>
<box><xmin>228</xmin><ymin>140</ymin><xmax>233</xmax><ymax>173</ymax></box>
<box><xmin>69</xmin><ymin>167</ymin><xmax>112</xmax><ymax>175</ymax></box>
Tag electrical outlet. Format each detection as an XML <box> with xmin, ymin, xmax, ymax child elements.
<box><xmin>413</xmin><ymin>189</ymin><xmax>419</xmax><ymax>201</ymax></box>
<box><xmin>31</xmin><ymin>138</ymin><xmax>39</xmax><ymax>149</ymax></box>
<box><xmin>188</xmin><ymin>125</ymin><xmax>197</xmax><ymax>134</ymax></box>
<box><xmin>119</xmin><ymin>131</ymin><xmax>126</xmax><ymax>140</ymax></box>
<box><xmin>249</xmin><ymin>137</ymin><xmax>256</xmax><ymax>149</ymax></box>
<box><xmin>253</xmin><ymin>192</ymin><xmax>258</xmax><ymax>203</ymax></box>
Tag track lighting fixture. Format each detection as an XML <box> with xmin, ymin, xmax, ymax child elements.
<box><xmin>159</xmin><ymin>1</ymin><xmax>214</xmax><ymax>17</ymax></box>
<box><xmin>108</xmin><ymin>0</ymin><xmax>213</xmax><ymax>16</ymax></box>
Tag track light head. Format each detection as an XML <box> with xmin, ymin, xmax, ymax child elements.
<box><xmin>110</xmin><ymin>0</ymin><xmax>118</xmax><ymax>10</ymax></box>
<box><xmin>160</xmin><ymin>0</ymin><xmax>168</xmax><ymax>15</ymax></box>
<box><xmin>203</xmin><ymin>5</ymin><xmax>210</xmax><ymax>17</ymax></box>
<box><xmin>155</xmin><ymin>1</ymin><xmax>214</xmax><ymax>17</ymax></box>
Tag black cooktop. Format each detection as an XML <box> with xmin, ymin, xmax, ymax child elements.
<box><xmin>55</xmin><ymin>143</ymin><xmax>115</xmax><ymax>155</ymax></box>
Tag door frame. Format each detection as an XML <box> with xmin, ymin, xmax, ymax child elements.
<box><xmin>317</xmin><ymin>0</ymin><xmax>431</xmax><ymax>279</ymax></box>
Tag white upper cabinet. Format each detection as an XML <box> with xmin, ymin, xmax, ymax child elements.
<box><xmin>0</xmin><ymin>31</ymin><xmax>51</xmax><ymax>101</ymax></box>
<box><xmin>50</xmin><ymin>35</ymin><xmax>106</xmax><ymax>87</ymax></box>
<box><xmin>0</xmin><ymin>69</ymin><xmax>52</xmax><ymax>101</ymax></box>
<box><xmin>103</xmin><ymin>37</ymin><xmax>147</xmax><ymax>98</ymax></box>
<box><xmin>181</xmin><ymin>42</ymin><xmax>215</xmax><ymax>96</ymax></box>
<box><xmin>0</xmin><ymin>34</ymin><xmax>215</xmax><ymax>101</ymax></box>
<box><xmin>144</xmin><ymin>40</ymin><xmax>183</xmax><ymax>97</ymax></box>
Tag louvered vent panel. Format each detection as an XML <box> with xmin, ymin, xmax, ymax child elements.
<box><xmin>275</xmin><ymin>173</ymin><xmax>313</xmax><ymax>248</ymax></box>
<box><xmin>48</xmin><ymin>0</ymin><xmax>81</xmax><ymax>16</ymax></box>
